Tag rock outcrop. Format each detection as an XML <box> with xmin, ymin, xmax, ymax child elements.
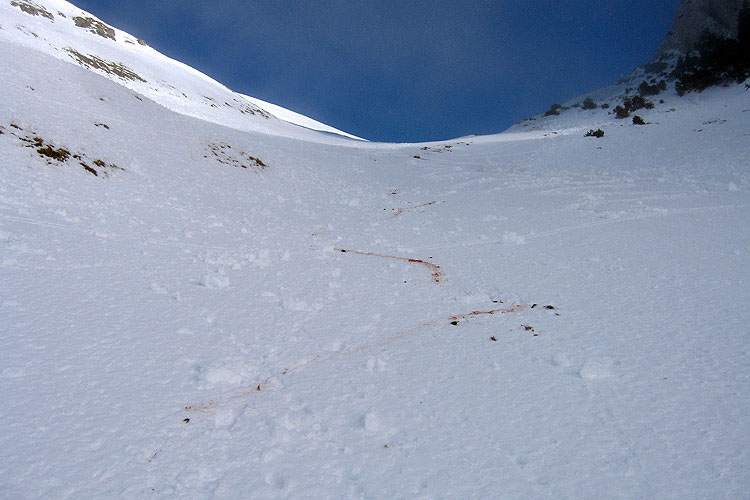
<box><xmin>656</xmin><ymin>0</ymin><xmax>747</xmax><ymax>56</ymax></box>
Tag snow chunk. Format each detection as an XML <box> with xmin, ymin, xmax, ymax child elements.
<box><xmin>502</xmin><ymin>231</ymin><xmax>526</xmax><ymax>245</ymax></box>
<box><xmin>282</xmin><ymin>297</ymin><xmax>310</xmax><ymax>311</ymax></box>
<box><xmin>214</xmin><ymin>408</ymin><xmax>238</xmax><ymax>429</ymax></box>
<box><xmin>323</xmin><ymin>340</ymin><xmax>345</xmax><ymax>352</ymax></box>
<box><xmin>359</xmin><ymin>410</ymin><xmax>381</xmax><ymax>433</ymax></box>
<box><xmin>196</xmin><ymin>272</ymin><xmax>230</xmax><ymax>289</ymax></box>
<box><xmin>366</xmin><ymin>358</ymin><xmax>386</xmax><ymax>372</ymax></box>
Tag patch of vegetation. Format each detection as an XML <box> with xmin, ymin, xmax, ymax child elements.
<box><xmin>65</xmin><ymin>48</ymin><xmax>146</xmax><ymax>83</ymax></box>
<box><xmin>207</xmin><ymin>142</ymin><xmax>267</xmax><ymax>171</ymax></box>
<box><xmin>10</xmin><ymin>1</ymin><xmax>54</xmax><ymax>21</ymax></box>
<box><xmin>584</xmin><ymin>129</ymin><xmax>605</xmax><ymax>138</ymax></box>
<box><xmin>11</xmin><ymin>127</ymin><xmax>122</xmax><ymax>176</ymax></box>
<box><xmin>80</xmin><ymin>158</ymin><xmax>121</xmax><ymax>176</ymax></box>
<box><xmin>638</xmin><ymin>80</ymin><xmax>667</xmax><ymax>97</ymax></box>
<box><xmin>613</xmin><ymin>94</ymin><xmax>654</xmax><ymax>120</ymax></box>
<box><xmin>632</xmin><ymin>115</ymin><xmax>646</xmax><ymax>125</ymax></box>
<box><xmin>32</xmin><ymin>140</ymin><xmax>70</xmax><ymax>163</ymax></box>
<box><xmin>581</xmin><ymin>97</ymin><xmax>597</xmax><ymax>110</ymax></box>
<box><xmin>20</xmin><ymin>135</ymin><xmax>44</xmax><ymax>147</ymax></box>
<box><xmin>601</xmin><ymin>103</ymin><xmax>610</xmax><ymax>109</ymax></box>
<box><xmin>613</xmin><ymin>105</ymin><xmax>630</xmax><ymax>119</ymax></box>
<box><xmin>14</xmin><ymin>25</ymin><xmax>40</xmax><ymax>38</ymax></box>
<box><xmin>73</xmin><ymin>16</ymin><xmax>116</xmax><ymax>40</ymax></box>
<box><xmin>237</xmin><ymin>103</ymin><xmax>270</xmax><ymax>118</ymax></box>
<box><xmin>624</xmin><ymin>95</ymin><xmax>654</xmax><ymax>112</ymax></box>
<box><xmin>249</xmin><ymin>156</ymin><xmax>265</xmax><ymax>168</ymax></box>
<box><xmin>92</xmin><ymin>158</ymin><xmax>122</xmax><ymax>173</ymax></box>
<box><xmin>78</xmin><ymin>162</ymin><xmax>98</xmax><ymax>175</ymax></box>
<box><xmin>544</xmin><ymin>103</ymin><xmax>564</xmax><ymax>116</ymax></box>
<box><xmin>671</xmin><ymin>3</ymin><xmax>750</xmax><ymax>95</ymax></box>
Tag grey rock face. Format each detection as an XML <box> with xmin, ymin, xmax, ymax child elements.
<box><xmin>657</xmin><ymin>0</ymin><xmax>746</xmax><ymax>56</ymax></box>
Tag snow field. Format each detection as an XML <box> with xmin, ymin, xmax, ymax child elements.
<box><xmin>1</xmin><ymin>2</ymin><xmax>750</xmax><ymax>498</ymax></box>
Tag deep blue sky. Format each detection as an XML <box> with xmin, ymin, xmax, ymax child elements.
<box><xmin>72</xmin><ymin>0</ymin><xmax>680</xmax><ymax>142</ymax></box>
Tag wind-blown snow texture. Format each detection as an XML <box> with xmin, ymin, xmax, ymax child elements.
<box><xmin>1</xmin><ymin>1</ymin><xmax>749</xmax><ymax>499</ymax></box>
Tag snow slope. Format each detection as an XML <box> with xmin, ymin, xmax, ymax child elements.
<box><xmin>1</xmin><ymin>1</ymin><xmax>749</xmax><ymax>499</ymax></box>
<box><xmin>241</xmin><ymin>94</ymin><xmax>366</xmax><ymax>141</ymax></box>
<box><xmin>0</xmin><ymin>0</ymin><xmax>362</xmax><ymax>142</ymax></box>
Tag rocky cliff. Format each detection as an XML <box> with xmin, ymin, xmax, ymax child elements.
<box><xmin>657</xmin><ymin>0</ymin><xmax>746</xmax><ymax>56</ymax></box>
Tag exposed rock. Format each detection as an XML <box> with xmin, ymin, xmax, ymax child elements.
<box><xmin>657</xmin><ymin>0</ymin><xmax>747</xmax><ymax>56</ymax></box>
<box><xmin>65</xmin><ymin>48</ymin><xmax>146</xmax><ymax>83</ymax></box>
<box><xmin>10</xmin><ymin>1</ymin><xmax>54</xmax><ymax>21</ymax></box>
<box><xmin>73</xmin><ymin>16</ymin><xmax>116</xmax><ymax>41</ymax></box>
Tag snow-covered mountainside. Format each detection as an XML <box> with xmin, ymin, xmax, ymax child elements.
<box><xmin>2</xmin><ymin>1</ymin><xmax>749</xmax><ymax>499</ymax></box>
<box><xmin>0</xmin><ymin>0</ymin><xmax>363</xmax><ymax>141</ymax></box>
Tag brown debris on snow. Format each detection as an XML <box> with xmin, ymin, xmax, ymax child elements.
<box><xmin>387</xmin><ymin>200</ymin><xmax>440</xmax><ymax>219</ymax></box>
<box><xmin>335</xmin><ymin>247</ymin><xmax>443</xmax><ymax>283</ymax></box>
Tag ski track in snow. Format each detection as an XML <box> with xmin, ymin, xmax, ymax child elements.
<box><xmin>385</xmin><ymin>200</ymin><xmax>441</xmax><ymax>219</ymax></box>
<box><xmin>181</xmin><ymin>301</ymin><xmax>552</xmax><ymax>415</ymax></box>
<box><xmin>413</xmin><ymin>202</ymin><xmax>750</xmax><ymax>252</ymax></box>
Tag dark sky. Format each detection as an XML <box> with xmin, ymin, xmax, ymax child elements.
<box><xmin>72</xmin><ymin>0</ymin><xmax>681</xmax><ymax>142</ymax></box>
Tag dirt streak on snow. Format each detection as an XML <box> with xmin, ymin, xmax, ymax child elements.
<box><xmin>182</xmin><ymin>302</ymin><xmax>539</xmax><ymax>414</ymax></box>
<box><xmin>387</xmin><ymin>200</ymin><xmax>441</xmax><ymax>219</ymax></box>
<box><xmin>334</xmin><ymin>247</ymin><xmax>443</xmax><ymax>283</ymax></box>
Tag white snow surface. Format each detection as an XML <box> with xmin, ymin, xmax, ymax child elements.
<box><xmin>1</xmin><ymin>1</ymin><xmax>750</xmax><ymax>499</ymax></box>
<box><xmin>241</xmin><ymin>94</ymin><xmax>366</xmax><ymax>141</ymax></box>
